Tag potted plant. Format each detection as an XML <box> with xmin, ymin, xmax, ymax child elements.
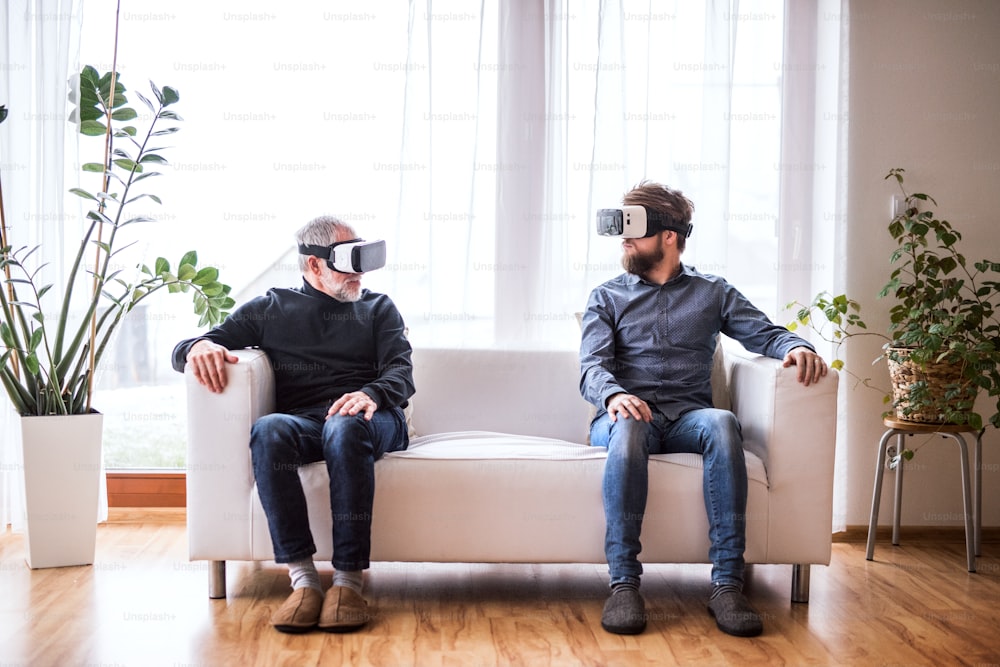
<box><xmin>787</xmin><ymin>168</ymin><xmax>1000</xmax><ymax>434</ymax></box>
<box><xmin>0</xmin><ymin>65</ymin><xmax>233</xmax><ymax>567</ymax></box>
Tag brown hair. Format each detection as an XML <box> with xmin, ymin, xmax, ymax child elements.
<box><xmin>622</xmin><ymin>181</ymin><xmax>694</xmax><ymax>252</ymax></box>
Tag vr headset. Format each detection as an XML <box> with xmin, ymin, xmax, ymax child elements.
<box><xmin>596</xmin><ymin>205</ymin><xmax>693</xmax><ymax>239</ymax></box>
<box><xmin>298</xmin><ymin>238</ymin><xmax>386</xmax><ymax>273</ymax></box>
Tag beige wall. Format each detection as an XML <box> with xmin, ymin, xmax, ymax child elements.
<box><xmin>843</xmin><ymin>0</ymin><xmax>1000</xmax><ymax>528</ymax></box>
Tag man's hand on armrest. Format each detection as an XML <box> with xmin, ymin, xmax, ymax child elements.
<box><xmin>187</xmin><ymin>340</ymin><xmax>239</xmax><ymax>393</ymax></box>
<box><xmin>782</xmin><ymin>346</ymin><xmax>828</xmax><ymax>387</ymax></box>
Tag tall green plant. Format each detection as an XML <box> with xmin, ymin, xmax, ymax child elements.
<box><xmin>787</xmin><ymin>168</ymin><xmax>1000</xmax><ymax>430</ymax></box>
<box><xmin>0</xmin><ymin>69</ymin><xmax>233</xmax><ymax>416</ymax></box>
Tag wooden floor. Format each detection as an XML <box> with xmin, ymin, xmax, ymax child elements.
<box><xmin>1</xmin><ymin>513</ymin><xmax>999</xmax><ymax>666</ymax></box>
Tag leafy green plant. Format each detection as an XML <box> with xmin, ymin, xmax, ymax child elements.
<box><xmin>0</xmin><ymin>68</ymin><xmax>234</xmax><ymax>416</ymax></box>
<box><xmin>787</xmin><ymin>168</ymin><xmax>1000</xmax><ymax>431</ymax></box>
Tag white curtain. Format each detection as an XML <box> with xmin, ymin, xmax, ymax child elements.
<box><xmin>384</xmin><ymin>0</ymin><xmax>793</xmax><ymax>349</ymax></box>
<box><xmin>775</xmin><ymin>0</ymin><xmax>851</xmax><ymax>532</ymax></box>
<box><xmin>0</xmin><ymin>0</ymin><xmax>106</xmax><ymax>532</ymax></box>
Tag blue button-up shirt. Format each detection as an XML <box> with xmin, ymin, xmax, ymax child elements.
<box><xmin>580</xmin><ymin>264</ymin><xmax>813</xmax><ymax>420</ymax></box>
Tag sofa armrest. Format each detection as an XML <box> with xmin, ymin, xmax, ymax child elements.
<box><xmin>724</xmin><ymin>347</ymin><xmax>839</xmax><ymax>563</ymax></box>
<box><xmin>186</xmin><ymin>348</ymin><xmax>275</xmax><ymax>561</ymax></box>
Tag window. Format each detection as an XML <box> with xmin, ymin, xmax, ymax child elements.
<box><xmin>79</xmin><ymin>1</ymin><xmax>786</xmax><ymax>470</ymax></box>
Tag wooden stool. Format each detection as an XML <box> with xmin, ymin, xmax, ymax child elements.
<box><xmin>865</xmin><ymin>417</ymin><xmax>986</xmax><ymax>572</ymax></box>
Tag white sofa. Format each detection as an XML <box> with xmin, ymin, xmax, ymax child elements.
<box><xmin>185</xmin><ymin>342</ymin><xmax>839</xmax><ymax>602</ymax></box>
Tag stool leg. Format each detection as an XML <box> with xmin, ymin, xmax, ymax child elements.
<box><xmin>975</xmin><ymin>431</ymin><xmax>983</xmax><ymax>557</ymax></box>
<box><xmin>945</xmin><ymin>433</ymin><xmax>976</xmax><ymax>572</ymax></box>
<box><xmin>892</xmin><ymin>433</ymin><xmax>905</xmax><ymax>546</ymax></box>
<box><xmin>867</xmin><ymin>429</ymin><xmax>896</xmax><ymax>560</ymax></box>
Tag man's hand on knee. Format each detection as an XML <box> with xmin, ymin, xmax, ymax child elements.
<box><xmin>329</xmin><ymin>391</ymin><xmax>378</xmax><ymax>421</ymax></box>
<box><xmin>606</xmin><ymin>393</ymin><xmax>652</xmax><ymax>423</ymax></box>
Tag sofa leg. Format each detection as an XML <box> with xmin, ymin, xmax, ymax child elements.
<box><xmin>209</xmin><ymin>560</ymin><xmax>227</xmax><ymax>599</ymax></box>
<box><xmin>791</xmin><ymin>564</ymin><xmax>810</xmax><ymax>603</ymax></box>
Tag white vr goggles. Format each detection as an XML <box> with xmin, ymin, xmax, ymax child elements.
<box><xmin>298</xmin><ymin>238</ymin><xmax>387</xmax><ymax>274</ymax></box>
<box><xmin>596</xmin><ymin>205</ymin><xmax>693</xmax><ymax>239</ymax></box>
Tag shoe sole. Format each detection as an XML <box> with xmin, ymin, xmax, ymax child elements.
<box><xmin>601</xmin><ymin>620</ymin><xmax>646</xmax><ymax>635</ymax></box>
<box><xmin>318</xmin><ymin>621</ymin><xmax>368</xmax><ymax>633</ymax></box>
<box><xmin>273</xmin><ymin>623</ymin><xmax>318</xmax><ymax>634</ymax></box>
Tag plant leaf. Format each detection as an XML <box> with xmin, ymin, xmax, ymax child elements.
<box><xmin>80</xmin><ymin>120</ymin><xmax>107</xmax><ymax>136</ymax></box>
<box><xmin>69</xmin><ymin>188</ymin><xmax>98</xmax><ymax>201</ymax></box>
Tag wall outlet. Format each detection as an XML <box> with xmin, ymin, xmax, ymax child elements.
<box><xmin>891</xmin><ymin>194</ymin><xmax>906</xmax><ymax>219</ymax></box>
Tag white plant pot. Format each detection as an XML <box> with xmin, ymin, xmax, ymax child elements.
<box><xmin>18</xmin><ymin>412</ymin><xmax>104</xmax><ymax>569</ymax></box>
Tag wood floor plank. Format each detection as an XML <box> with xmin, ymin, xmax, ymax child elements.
<box><xmin>1</xmin><ymin>523</ymin><xmax>999</xmax><ymax>665</ymax></box>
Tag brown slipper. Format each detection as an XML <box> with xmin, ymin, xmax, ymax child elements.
<box><xmin>271</xmin><ymin>587</ymin><xmax>323</xmax><ymax>633</ymax></box>
<box><xmin>318</xmin><ymin>585</ymin><xmax>371</xmax><ymax>633</ymax></box>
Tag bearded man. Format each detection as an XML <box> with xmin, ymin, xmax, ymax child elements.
<box><xmin>579</xmin><ymin>182</ymin><xmax>827</xmax><ymax>637</ymax></box>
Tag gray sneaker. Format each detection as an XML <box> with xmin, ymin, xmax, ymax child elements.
<box><xmin>707</xmin><ymin>589</ymin><xmax>763</xmax><ymax>637</ymax></box>
<box><xmin>601</xmin><ymin>588</ymin><xmax>646</xmax><ymax>635</ymax></box>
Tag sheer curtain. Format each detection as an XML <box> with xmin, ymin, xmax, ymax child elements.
<box><xmin>0</xmin><ymin>0</ymin><xmax>104</xmax><ymax>532</ymax></box>
<box><xmin>385</xmin><ymin>0</ymin><xmax>793</xmax><ymax>349</ymax></box>
<box><xmin>775</xmin><ymin>0</ymin><xmax>851</xmax><ymax>531</ymax></box>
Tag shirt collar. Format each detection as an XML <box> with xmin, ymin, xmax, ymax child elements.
<box><xmin>623</xmin><ymin>262</ymin><xmax>694</xmax><ymax>287</ymax></box>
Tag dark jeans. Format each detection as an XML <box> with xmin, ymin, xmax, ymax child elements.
<box><xmin>249</xmin><ymin>405</ymin><xmax>408</xmax><ymax>571</ymax></box>
<box><xmin>589</xmin><ymin>407</ymin><xmax>748</xmax><ymax>588</ymax></box>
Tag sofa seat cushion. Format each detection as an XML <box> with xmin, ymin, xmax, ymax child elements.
<box><xmin>248</xmin><ymin>430</ymin><xmax>768</xmax><ymax>563</ymax></box>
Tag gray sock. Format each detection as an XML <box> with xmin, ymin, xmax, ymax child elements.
<box><xmin>288</xmin><ymin>559</ymin><xmax>322</xmax><ymax>593</ymax></box>
<box><xmin>333</xmin><ymin>569</ymin><xmax>364</xmax><ymax>595</ymax></box>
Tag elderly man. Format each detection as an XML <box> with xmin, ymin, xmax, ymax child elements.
<box><xmin>173</xmin><ymin>216</ymin><xmax>413</xmax><ymax>633</ymax></box>
<box><xmin>580</xmin><ymin>182</ymin><xmax>827</xmax><ymax>637</ymax></box>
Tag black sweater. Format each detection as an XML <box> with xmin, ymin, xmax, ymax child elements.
<box><xmin>171</xmin><ymin>280</ymin><xmax>414</xmax><ymax>414</ymax></box>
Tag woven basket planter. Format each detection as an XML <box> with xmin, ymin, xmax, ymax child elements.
<box><xmin>887</xmin><ymin>347</ymin><xmax>977</xmax><ymax>424</ymax></box>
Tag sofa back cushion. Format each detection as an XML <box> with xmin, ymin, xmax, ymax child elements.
<box><xmin>409</xmin><ymin>348</ymin><xmax>593</xmax><ymax>444</ymax></box>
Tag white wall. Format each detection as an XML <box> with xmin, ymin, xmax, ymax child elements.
<box><xmin>844</xmin><ymin>0</ymin><xmax>1000</xmax><ymax>528</ymax></box>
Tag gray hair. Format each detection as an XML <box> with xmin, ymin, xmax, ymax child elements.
<box><xmin>295</xmin><ymin>215</ymin><xmax>356</xmax><ymax>272</ymax></box>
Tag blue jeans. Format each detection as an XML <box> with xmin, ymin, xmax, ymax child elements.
<box><xmin>590</xmin><ymin>407</ymin><xmax>747</xmax><ymax>588</ymax></box>
<box><xmin>249</xmin><ymin>405</ymin><xmax>408</xmax><ymax>571</ymax></box>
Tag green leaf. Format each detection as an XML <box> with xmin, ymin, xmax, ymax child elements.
<box><xmin>154</xmin><ymin>257</ymin><xmax>170</xmax><ymax>275</ymax></box>
<box><xmin>179</xmin><ymin>251</ymin><xmax>198</xmax><ymax>267</ymax></box>
<box><xmin>112</xmin><ymin>158</ymin><xmax>141</xmax><ymax>172</ymax></box>
<box><xmin>0</xmin><ymin>322</ymin><xmax>15</xmax><ymax>347</ymax></box>
<box><xmin>134</xmin><ymin>90</ymin><xmax>155</xmax><ymax>113</ymax></box>
<box><xmin>161</xmin><ymin>86</ymin><xmax>180</xmax><ymax>105</ymax></box>
<box><xmin>76</xmin><ymin>105</ymin><xmax>104</xmax><ymax>122</ymax></box>
<box><xmin>69</xmin><ymin>188</ymin><xmax>98</xmax><ymax>201</ymax></box>
<box><xmin>139</xmin><ymin>154</ymin><xmax>168</xmax><ymax>164</ymax></box>
<box><xmin>111</xmin><ymin>107</ymin><xmax>138</xmax><ymax>121</ymax></box>
<box><xmin>831</xmin><ymin>359</ymin><xmax>844</xmax><ymax>371</ymax></box>
<box><xmin>28</xmin><ymin>328</ymin><xmax>43</xmax><ymax>352</ymax></box>
<box><xmin>178</xmin><ymin>264</ymin><xmax>197</xmax><ymax>281</ymax></box>
<box><xmin>193</xmin><ymin>267</ymin><xmax>218</xmax><ymax>286</ymax></box>
<box><xmin>80</xmin><ymin>120</ymin><xmax>107</xmax><ymax>136</ymax></box>
<box><xmin>25</xmin><ymin>353</ymin><xmax>40</xmax><ymax>375</ymax></box>
<box><xmin>131</xmin><ymin>171</ymin><xmax>162</xmax><ymax>184</ymax></box>
<box><xmin>202</xmin><ymin>282</ymin><xmax>224</xmax><ymax>296</ymax></box>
